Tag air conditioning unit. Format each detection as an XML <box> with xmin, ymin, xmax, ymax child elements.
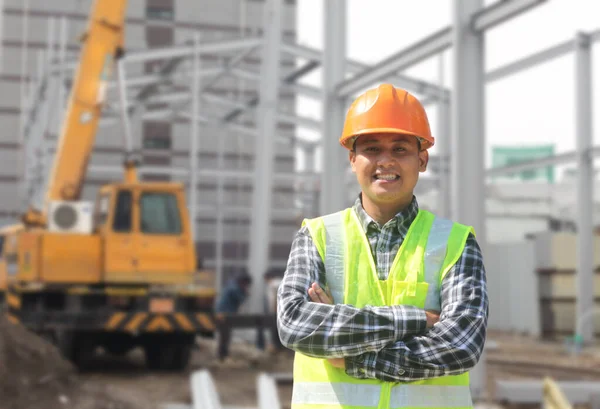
<box><xmin>47</xmin><ymin>201</ymin><xmax>93</xmax><ymax>234</ymax></box>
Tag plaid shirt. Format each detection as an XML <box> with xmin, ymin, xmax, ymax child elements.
<box><xmin>277</xmin><ymin>195</ymin><xmax>489</xmax><ymax>382</ymax></box>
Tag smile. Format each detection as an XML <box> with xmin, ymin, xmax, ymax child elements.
<box><xmin>373</xmin><ymin>173</ymin><xmax>399</xmax><ymax>181</ymax></box>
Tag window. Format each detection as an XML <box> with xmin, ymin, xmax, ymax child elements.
<box><xmin>112</xmin><ymin>190</ymin><xmax>133</xmax><ymax>232</ymax></box>
<box><xmin>143</xmin><ymin>122</ymin><xmax>171</xmax><ymax>150</ymax></box>
<box><xmin>94</xmin><ymin>193</ymin><xmax>110</xmax><ymax>227</ymax></box>
<box><xmin>139</xmin><ymin>192</ymin><xmax>182</xmax><ymax>234</ymax></box>
<box><xmin>146</xmin><ymin>7</ymin><xmax>174</xmax><ymax>20</ymax></box>
<box><xmin>146</xmin><ymin>0</ymin><xmax>174</xmax><ymax>21</ymax></box>
<box><xmin>143</xmin><ymin>136</ymin><xmax>171</xmax><ymax>150</ymax></box>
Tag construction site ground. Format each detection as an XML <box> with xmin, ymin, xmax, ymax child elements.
<box><xmin>4</xmin><ymin>316</ymin><xmax>600</xmax><ymax>409</ymax></box>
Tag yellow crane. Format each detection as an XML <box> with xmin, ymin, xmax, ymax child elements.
<box><xmin>1</xmin><ymin>0</ymin><xmax>216</xmax><ymax>370</ymax></box>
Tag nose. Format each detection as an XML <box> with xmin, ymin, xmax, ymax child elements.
<box><xmin>376</xmin><ymin>149</ymin><xmax>395</xmax><ymax>167</ymax></box>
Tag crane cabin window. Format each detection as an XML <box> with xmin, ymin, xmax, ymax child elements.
<box><xmin>139</xmin><ymin>192</ymin><xmax>182</xmax><ymax>235</ymax></box>
<box><xmin>112</xmin><ymin>190</ymin><xmax>133</xmax><ymax>232</ymax></box>
<box><xmin>94</xmin><ymin>193</ymin><xmax>110</xmax><ymax>228</ymax></box>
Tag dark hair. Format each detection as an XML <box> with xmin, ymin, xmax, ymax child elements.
<box><xmin>236</xmin><ymin>272</ymin><xmax>253</xmax><ymax>286</ymax></box>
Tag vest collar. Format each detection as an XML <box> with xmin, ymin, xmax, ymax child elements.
<box><xmin>353</xmin><ymin>194</ymin><xmax>420</xmax><ymax>236</ymax></box>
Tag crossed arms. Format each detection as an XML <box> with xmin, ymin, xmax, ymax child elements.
<box><xmin>276</xmin><ymin>228</ymin><xmax>489</xmax><ymax>382</ymax></box>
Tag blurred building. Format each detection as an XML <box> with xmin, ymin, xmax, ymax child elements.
<box><xmin>0</xmin><ymin>0</ymin><xmax>299</xmax><ymax>281</ymax></box>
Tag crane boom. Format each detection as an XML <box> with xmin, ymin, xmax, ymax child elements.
<box><xmin>23</xmin><ymin>0</ymin><xmax>129</xmax><ymax>225</ymax></box>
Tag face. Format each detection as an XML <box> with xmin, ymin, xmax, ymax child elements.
<box><xmin>349</xmin><ymin>133</ymin><xmax>428</xmax><ymax>209</ymax></box>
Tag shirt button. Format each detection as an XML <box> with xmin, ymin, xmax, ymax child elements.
<box><xmin>398</xmin><ymin>369</ymin><xmax>405</xmax><ymax>375</ymax></box>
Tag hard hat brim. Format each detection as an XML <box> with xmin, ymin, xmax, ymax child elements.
<box><xmin>340</xmin><ymin>127</ymin><xmax>434</xmax><ymax>151</ymax></box>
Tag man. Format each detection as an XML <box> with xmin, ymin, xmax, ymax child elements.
<box><xmin>214</xmin><ymin>271</ymin><xmax>252</xmax><ymax>360</ymax></box>
<box><xmin>257</xmin><ymin>269</ymin><xmax>284</xmax><ymax>353</ymax></box>
<box><xmin>277</xmin><ymin>84</ymin><xmax>489</xmax><ymax>408</ymax></box>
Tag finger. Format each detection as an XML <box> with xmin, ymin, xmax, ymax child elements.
<box><xmin>308</xmin><ymin>288</ymin><xmax>320</xmax><ymax>303</ymax></box>
<box><xmin>313</xmin><ymin>283</ymin><xmax>332</xmax><ymax>304</ymax></box>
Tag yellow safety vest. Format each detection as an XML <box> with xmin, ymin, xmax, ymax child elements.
<box><xmin>292</xmin><ymin>208</ymin><xmax>475</xmax><ymax>409</ymax></box>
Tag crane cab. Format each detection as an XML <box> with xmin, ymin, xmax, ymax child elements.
<box><xmin>93</xmin><ymin>181</ymin><xmax>196</xmax><ymax>285</ymax></box>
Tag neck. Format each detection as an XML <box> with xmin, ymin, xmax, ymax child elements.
<box><xmin>362</xmin><ymin>195</ymin><xmax>413</xmax><ymax>226</ymax></box>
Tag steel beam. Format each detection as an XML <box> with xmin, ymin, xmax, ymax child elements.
<box><xmin>49</xmin><ymin>38</ymin><xmax>261</xmax><ymax>74</ymax></box>
<box><xmin>452</xmin><ymin>0</ymin><xmax>486</xmax><ymax>400</ymax></box>
<box><xmin>486</xmin><ymin>40</ymin><xmax>573</xmax><ymax>83</ymax></box>
<box><xmin>471</xmin><ymin>0</ymin><xmax>547</xmax><ymax>32</ymax></box>
<box><xmin>280</xmin><ymin>42</ymin><xmax>450</xmax><ymax>100</ymax></box>
<box><xmin>487</xmin><ymin>146</ymin><xmax>600</xmax><ymax>177</ymax></box>
<box><xmin>231</xmin><ymin>67</ymin><xmax>321</xmax><ymax>99</ymax></box>
<box><xmin>88</xmin><ymin>164</ymin><xmax>316</xmax><ymax>183</ymax></box>
<box><xmin>106</xmin><ymin>67</ymin><xmax>223</xmax><ymax>90</ymax></box>
<box><xmin>247</xmin><ymin>0</ymin><xmax>283</xmax><ymax>313</ymax></box>
<box><xmin>111</xmin><ymin>91</ymin><xmax>322</xmax><ymax>132</ymax></box>
<box><xmin>162</xmin><ymin>44</ymin><xmax>260</xmax><ymax>121</ymax></box>
<box><xmin>190</xmin><ymin>370</ymin><xmax>222</xmax><ymax>409</ymax></box>
<box><xmin>495</xmin><ymin>380</ymin><xmax>600</xmax><ymax>404</ymax></box>
<box><xmin>320</xmin><ymin>0</ymin><xmax>347</xmax><ymax>214</ymax></box>
<box><xmin>335</xmin><ymin>27</ymin><xmax>453</xmax><ymax>98</ymax></box>
<box><xmin>123</xmin><ymin>37</ymin><xmax>262</xmax><ymax>64</ymax></box>
<box><xmin>257</xmin><ymin>373</ymin><xmax>281</xmax><ymax>409</ymax></box>
<box><xmin>575</xmin><ymin>32</ymin><xmax>595</xmax><ymax>343</ymax></box>
<box><xmin>334</xmin><ymin>0</ymin><xmax>547</xmax><ymax>98</ymax></box>
<box><xmin>220</xmin><ymin>60</ymin><xmax>320</xmax><ymax>123</ymax></box>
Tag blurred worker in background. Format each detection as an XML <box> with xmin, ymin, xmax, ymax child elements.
<box><xmin>214</xmin><ymin>270</ymin><xmax>252</xmax><ymax>360</ymax></box>
<box><xmin>256</xmin><ymin>269</ymin><xmax>284</xmax><ymax>353</ymax></box>
<box><xmin>277</xmin><ymin>83</ymin><xmax>489</xmax><ymax>408</ymax></box>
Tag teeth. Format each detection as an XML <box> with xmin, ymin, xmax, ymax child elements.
<box><xmin>376</xmin><ymin>174</ymin><xmax>397</xmax><ymax>180</ymax></box>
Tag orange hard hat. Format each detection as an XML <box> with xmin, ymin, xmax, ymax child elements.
<box><xmin>339</xmin><ymin>83</ymin><xmax>434</xmax><ymax>150</ymax></box>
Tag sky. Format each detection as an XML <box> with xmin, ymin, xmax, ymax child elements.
<box><xmin>294</xmin><ymin>0</ymin><xmax>600</xmax><ymax>179</ymax></box>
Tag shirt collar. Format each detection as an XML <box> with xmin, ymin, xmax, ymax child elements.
<box><xmin>352</xmin><ymin>194</ymin><xmax>420</xmax><ymax>236</ymax></box>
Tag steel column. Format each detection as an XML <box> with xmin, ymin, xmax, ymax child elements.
<box><xmin>575</xmin><ymin>32</ymin><xmax>594</xmax><ymax>343</ymax></box>
<box><xmin>320</xmin><ymin>0</ymin><xmax>347</xmax><ymax>215</ymax></box>
<box><xmin>190</xmin><ymin>33</ymin><xmax>201</xmax><ymax>243</ymax></box>
<box><xmin>452</xmin><ymin>0</ymin><xmax>486</xmax><ymax>399</ymax></box>
<box><xmin>0</xmin><ymin>0</ymin><xmax>4</xmax><ymax>75</ymax></box>
<box><xmin>215</xmin><ymin>126</ymin><xmax>225</xmax><ymax>294</ymax></box>
<box><xmin>247</xmin><ymin>0</ymin><xmax>283</xmax><ymax>313</ymax></box>
<box><xmin>436</xmin><ymin>52</ymin><xmax>450</xmax><ymax>218</ymax></box>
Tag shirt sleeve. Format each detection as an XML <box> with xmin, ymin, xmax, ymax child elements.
<box><xmin>277</xmin><ymin>226</ymin><xmax>427</xmax><ymax>359</ymax></box>
<box><xmin>344</xmin><ymin>233</ymin><xmax>489</xmax><ymax>381</ymax></box>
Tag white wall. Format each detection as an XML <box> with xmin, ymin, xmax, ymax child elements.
<box><xmin>486</xmin><ymin>240</ymin><xmax>540</xmax><ymax>336</ymax></box>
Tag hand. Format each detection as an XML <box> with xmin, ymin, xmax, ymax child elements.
<box><xmin>425</xmin><ymin>310</ymin><xmax>440</xmax><ymax>328</ymax></box>
<box><xmin>308</xmin><ymin>283</ymin><xmax>343</xmax><ymax>368</ymax></box>
<box><xmin>308</xmin><ymin>282</ymin><xmax>333</xmax><ymax>305</ymax></box>
<box><xmin>327</xmin><ymin>358</ymin><xmax>345</xmax><ymax>369</ymax></box>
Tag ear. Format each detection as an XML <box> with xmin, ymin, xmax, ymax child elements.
<box><xmin>418</xmin><ymin>149</ymin><xmax>428</xmax><ymax>173</ymax></box>
<box><xmin>349</xmin><ymin>150</ymin><xmax>357</xmax><ymax>173</ymax></box>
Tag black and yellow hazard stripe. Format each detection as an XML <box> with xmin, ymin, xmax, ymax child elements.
<box><xmin>104</xmin><ymin>311</ymin><xmax>215</xmax><ymax>333</ymax></box>
<box><xmin>5</xmin><ymin>285</ymin><xmax>21</xmax><ymax>324</ymax></box>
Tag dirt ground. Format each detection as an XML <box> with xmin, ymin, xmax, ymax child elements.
<box><xmin>0</xmin><ymin>316</ymin><xmax>150</xmax><ymax>409</ymax></box>
<box><xmin>5</xmin><ymin>317</ymin><xmax>600</xmax><ymax>409</ymax></box>
<box><xmin>78</xmin><ymin>337</ymin><xmax>295</xmax><ymax>408</ymax></box>
<box><xmin>0</xmin><ymin>316</ymin><xmax>294</xmax><ymax>409</ymax></box>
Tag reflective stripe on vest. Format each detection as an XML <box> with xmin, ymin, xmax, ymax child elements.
<box><xmin>292</xmin><ymin>382</ymin><xmax>473</xmax><ymax>408</ymax></box>
<box><xmin>292</xmin><ymin>382</ymin><xmax>382</xmax><ymax>407</ymax></box>
<box><xmin>390</xmin><ymin>384</ymin><xmax>472</xmax><ymax>408</ymax></box>
<box><xmin>322</xmin><ymin>211</ymin><xmax>454</xmax><ymax>308</ymax></box>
